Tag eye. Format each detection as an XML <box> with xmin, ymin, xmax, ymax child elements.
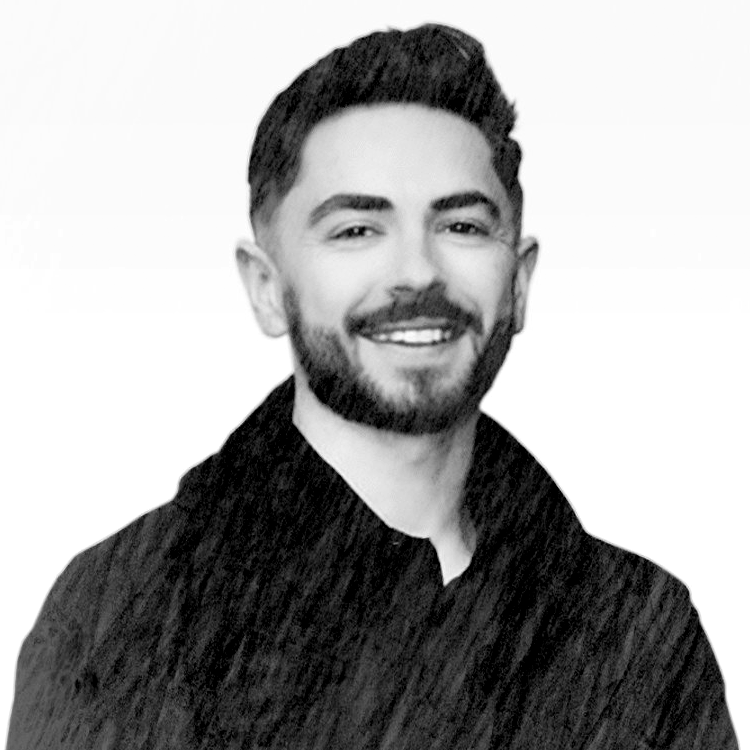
<box><xmin>441</xmin><ymin>221</ymin><xmax>489</xmax><ymax>236</ymax></box>
<box><xmin>331</xmin><ymin>225</ymin><xmax>378</xmax><ymax>240</ymax></box>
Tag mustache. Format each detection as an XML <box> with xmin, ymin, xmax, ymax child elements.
<box><xmin>347</xmin><ymin>288</ymin><xmax>483</xmax><ymax>336</ymax></box>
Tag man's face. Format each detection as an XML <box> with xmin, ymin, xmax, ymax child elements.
<box><xmin>256</xmin><ymin>104</ymin><xmax>536</xmax><ymax>434</ymax></box>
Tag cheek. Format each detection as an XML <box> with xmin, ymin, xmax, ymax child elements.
<box><xmin>446</xmin><ymin>252</ymin><xmax>517</xmax><ymax>321</ymax></box>
<box><xmin>285</xmin><ymin>256</ymin><xmax>375</xmax><ymax>325</ymax></box>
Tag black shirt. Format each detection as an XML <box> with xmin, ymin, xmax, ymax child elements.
<box><xmin>7</xmin><ymin>378</ymin><xmax>738</xmax><ymax>748</ymax></box>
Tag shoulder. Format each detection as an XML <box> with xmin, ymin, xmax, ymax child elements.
<box><xmin>476</xmin><ymin>412</ymin><xmax>689</xmax><ymax>597</ymax></box>
<box><xmin>573</xmin><ymin>532</ymin><xmax>696</xmax><ymax>648</ymax></box>
<box><xmin>20</xmin><ymin>377</ymin><xmax>296</xmax><ymax>641</ymax></box>
<box><xmin>475</xmin><ymin>412</ymin><xmax>716</xmax><ymax>667</ymax></box>
<box><xmin>7</xmin><ymin>451</ymin><xmax>229</xmax><ymax>747</ymax></box>
<box><xmin>476</xmin><ymin>418</ymin><xmax>736</xmax><ymax>743</ymax></box>
<box><xmin>20</xmin><ymin>455</ymin><xmax>213</xmax><ymax>643</ymax></box>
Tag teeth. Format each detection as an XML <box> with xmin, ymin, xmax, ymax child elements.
<box><xmin>368</xmin><ymin>328</ymin><xmax>454</xmax><ymax>345</ymax></box>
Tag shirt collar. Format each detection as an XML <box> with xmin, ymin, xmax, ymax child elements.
<box><xmin>203</xmin><ymin>376</ymin><xmax>584</xmax><ymax>573</ymax></box>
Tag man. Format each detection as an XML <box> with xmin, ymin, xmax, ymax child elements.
<box><xmin>7</xmin><ymin>24</ymin><xmax>738</xmax><ymax>749</ymax></box>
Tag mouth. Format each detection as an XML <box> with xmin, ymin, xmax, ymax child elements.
<box><xmin>357</xmin><ymin>318</ymin><xmax>465</xmax><ymax>347</ymax></box>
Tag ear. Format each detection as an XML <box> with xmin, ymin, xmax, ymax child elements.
<box><xmin>235</xmin><ymin>239</ymin><xmax>288</xmax><ymax>337</ymax></box>
<box><xmin>512</xmin><ymin>236</ymin><xmax>539</xmax><ymax>333</ymax></box>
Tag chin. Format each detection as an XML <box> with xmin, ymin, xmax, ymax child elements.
<box><xmin>324</xmin><ymin>368</ymin><xmax>486</xmax><ymax>435</ymax></box>
<box><xmin>375</xmin><ymin>367</ymin><xmax>474</xmax><ymax>408</ymax></box>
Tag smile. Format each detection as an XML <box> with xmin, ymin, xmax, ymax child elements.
<box><xmin>362</xmin><ymin>327</ymin><xmax>458</xmax><ymax>346</ymax></box>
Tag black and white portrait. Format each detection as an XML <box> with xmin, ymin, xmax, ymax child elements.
<box><xmin>0</xmin><ymin>2</ymin><xmax>746</xmax><ymax>747</ymax></box>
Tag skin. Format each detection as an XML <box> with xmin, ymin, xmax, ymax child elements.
<box><xmin>237</xmin><ymin>104</ymin><xmax>538</xmax><ymax>584</ymax></box>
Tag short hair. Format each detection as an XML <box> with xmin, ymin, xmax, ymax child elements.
<box><xmin>248</xmin><ymin>24</ymin><xmax>523</xmax><ymax>233</ymax></box>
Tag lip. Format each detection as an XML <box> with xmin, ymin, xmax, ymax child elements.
<box><xmin>357</xmin><ymin>319</ymin><xmax>466</xmax><ymax>348</ymax></box>
<box><xmin>357</xmin><ymin>317</ymin><xmax>466</xmax><ymax>339</ymax></box>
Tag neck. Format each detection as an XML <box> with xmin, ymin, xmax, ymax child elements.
<box><xmin>292</xmin><ymin>374</ymin><xmax>479</xmax><ymax>584</ymax></box>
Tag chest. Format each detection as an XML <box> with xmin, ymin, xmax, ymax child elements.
<box><xmin>77</xmin><ymin>534</ymin><xmax>649</xmax><ymax>749</ymax></box>
<box><xmin>153</xmin><ymin>543</ymin><xmax>640</xmax><ymax>748</ymax></box>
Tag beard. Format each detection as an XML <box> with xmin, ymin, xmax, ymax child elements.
<box><xmin>284</xmin><ymin>286</ymin><xmax>515</xmax><ymax>435</ymax></box>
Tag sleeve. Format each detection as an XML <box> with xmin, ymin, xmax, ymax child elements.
<box><xmin>6</xmin><ymin>554</ymin><xmax>95</xmax><ymax>750</ymax></box>
<box><xmin>643</xmin><ymin>580</ymin><xmax>738</xmax><ymax>749</ymax></box>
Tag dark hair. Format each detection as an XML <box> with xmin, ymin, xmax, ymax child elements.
<box><xmin>248</xmin><ymin>24</ymin><xmax>523</xmax><ymax>231</ymax></box>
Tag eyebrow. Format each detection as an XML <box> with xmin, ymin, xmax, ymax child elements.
<box><xmin>307</xmin><ymin>190</ymin><xmax>501</xmax><ymax>227</ymax></box>
<box><xmin>308</xmin><ymin>194</ymin><xmax>393</xmax><ymax>226</ymax></box>
<box><xmin>430</xmin><ymin>191</ymin><xmax>500</xmax><ymax>221</ymax></box>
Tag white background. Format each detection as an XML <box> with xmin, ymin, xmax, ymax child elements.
<box><xmin>1</xmin><ymin>0</ymin><xmax>747</xmax><ymax>742</ymax></box>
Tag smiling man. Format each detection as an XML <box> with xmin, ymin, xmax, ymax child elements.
<box><xmin>7</xmin><ymin>24</ymin><xmax>737</xmax><ymax>750</ymax></box>
<box><xmin>237</xmin><ymin>101</ymin><xmax>536</xmax><ymax>585</ymax></box>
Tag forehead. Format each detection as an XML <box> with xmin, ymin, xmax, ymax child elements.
<box><xmin>275</xmin><ymin>104</ymin><xmax>508</xmax><ymax>223</ymax></box>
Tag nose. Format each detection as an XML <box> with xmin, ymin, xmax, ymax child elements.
<box><xmin>388</xmin><ymin>229</ymin><xmax>443</xmax><ymax>295</ymax></box>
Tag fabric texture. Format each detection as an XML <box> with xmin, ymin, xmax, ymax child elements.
<box><xmin>7</xmin><ymin>378</ymin><xmax>738</xmax><ymax>749</ymax></box>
